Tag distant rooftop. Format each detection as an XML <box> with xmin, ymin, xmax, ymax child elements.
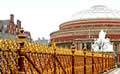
<box><xmin>0</xmin><ymin>20</ymin><xmax>10</xmax><ymax>25</ymax></box>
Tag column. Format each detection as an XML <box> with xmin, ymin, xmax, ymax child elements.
<box><xmin>113</xmin><ymin>42</ymin><xmax>115</xmax><ymax>51</ymax></box>
<box><xmin>84</xmin><ymin>42</ymin><xmax>87</xmax><ymax>49</ymax></box>
<box><xmin>91</xmin><ymin>41</ymin><xmax>94</xmax><ymax>51</ymax></box>
<box><xmin>79</xmin><ymin>42</ymin><xmax>82</xmax><ymax>50</ymax></box>
<box><xmin>65</xmin><ymin>44</ymin><xmax>68</xmax><ymax>48</ymax></box>
<box><xmin>76</xmin><ymin>41</ymin><xmax>79</xmax><ymax>50</ymax></box>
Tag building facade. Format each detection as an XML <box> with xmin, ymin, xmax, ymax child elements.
<box><xmin>35</xmin><ymin>37</ymin><xmax>49</xmax><ymax>45</ymax></box>
<box><xmin>50</xmin><ymin>5</ymin><xmax>120</xmax><ymax>64</ymax></box>
<box><xmin>0</xmin><ymin>14</ymin><xmax>32</xmax><ymax>40</ymax></box>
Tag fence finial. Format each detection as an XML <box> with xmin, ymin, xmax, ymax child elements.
<box><xmin>52</xmin><ymin>39</ymin><xmax>56</xmax><ymax>49</ymax></box>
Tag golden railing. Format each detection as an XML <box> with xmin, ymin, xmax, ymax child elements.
<box><xmin>0</xmin><ymin>39</ymin><xmax>19</xmax><ymax>74</ymax></box>
<box><xmin>0</xmin><ymin>39</ymin><xmax>115</xmax><ymax>74</ymax></box>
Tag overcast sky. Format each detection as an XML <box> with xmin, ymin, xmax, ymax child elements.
<box><xmin>0</xmin><ymin>0</ymin><xmax>120</xmax><ymax>40</ymax></box>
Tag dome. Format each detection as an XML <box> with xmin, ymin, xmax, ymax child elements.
<box><xmin>71</xmin><ymin>5</ymin><xmax>120</xmax><ymax>20</ymax></box>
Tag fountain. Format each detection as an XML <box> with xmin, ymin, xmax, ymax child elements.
<box><xmin>92</xmin><ymin>30</ymin><xmax>113</xmax><ymax>52</ymax></box>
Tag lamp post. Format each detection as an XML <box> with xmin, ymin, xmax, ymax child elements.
<box><xmin>17</xmin><ymin>28</ymin><xmax>26</xmax><ymax>74</ymax></box>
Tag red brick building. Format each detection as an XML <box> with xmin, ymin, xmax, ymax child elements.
<box><xmin>8</xmin><ymin>14</ymin><xmax>21</xmax><ymax>34</ymax></box>
<box><xmin>50</xmin><ymin>5</ymin><xmax>120</xmax><ymax>64</ymax></box>
<box><xmin>0</xmin><ymin>14</ymin><xmax>32</xmax><ymax>40</ymax></box>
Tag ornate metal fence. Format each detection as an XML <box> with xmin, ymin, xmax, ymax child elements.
<box><xmin>0</xmin><ymin>39</ymin><xmax>115</xmax><ymax>74</ymax></box>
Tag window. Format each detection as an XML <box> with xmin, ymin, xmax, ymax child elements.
<box><xmin>82</xmin><ymin>43</ymin><xmax>84</xmax><ymax>49</ymax></box>
<box><xmin>87</xmin><ymin>42</ymin><xmax>91</xmax><ymax>51</ymax></box>
<box><xmin>115</xmin><ymin>44</ymin><xmax>117</xmax><ymax>51</ymax></box>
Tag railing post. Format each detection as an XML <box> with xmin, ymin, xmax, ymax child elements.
<box><xmin>114</xmin><ymin>56</ymin><xmax>115</xmax><ymax>68</ymax></box>
<box><xmin>71</xmin><ymin>43</ymin><xmax>75</xmax><ymax>74</ymax></box>
<box><xmin>105</xmin><ymin>54</ymin><xmax>107</xmax><ymax>72</ymax></box>
<box><xmin>7</xmin><ymin>47</ymin><xmax>11</xmax><ymax>74</ymax></box>
<box><xmin>18</xmin><ymin>45</ymin><xmax>25</xmax><ymax>74</ymax></box>
<box><xmin>92</xmin><ymin>49</ymin><xmax>94</xmax><ymax>74</ymax></box>
<box><xmin>107</xmin><ymin>55</ymin><xmax>109</xmax><ymax>70</ymax></box>
<box><xmin>54</xmin><ymin>48</ymin><xmax>56</xmax><ymax>74</ymax></box>
<box><xmin>113</xmin><ymin>56</ymin><xmax>115</xmax><ymax>68</ymax></box>
<box><xmin>111</xmin><ymin>56</ymin><xmax>112</xmax><ymax>69</ymax></box>
<box><xmin>102</xmin><ymin>53</ymin><xmax>104</xmax><ymax>73</ymax></box>
<box><xmin>83</xmin><ymin>46</ymin><xmax>87</xmax><ymax>74</ymax></box>
<box><xmin>108</xmin><ymin>55</ymin><xmax>109</xmax><ymax>69</ymax></box>
<box><xmin>17</xmin><ymin>28</ymin><xmax>26</xmax><ymax>74</ymax></box>
<box><xmin>52</xmin><ymin>40</ymin><xmax>56</xmax><ymax>74</ymax></box>
<box><xmin>107</xmin><ymin>54</ymin><xmax>109</xmax><ymax>70</ymax></box>
<box><xmin>0</xmin><ymin>48</ymin><xmax>2</xmax><ymax>74</ymax></box>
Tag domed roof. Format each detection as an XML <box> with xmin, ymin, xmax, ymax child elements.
<box><xmin>71</xmin><ymin>5</ymin><xmax>120</xmax><ymax>20</ymax></box>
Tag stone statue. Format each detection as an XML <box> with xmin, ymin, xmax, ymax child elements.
<box><xmin>92</xmin><ymin>30</ymin><xmax>113</xmax><ymax>52</ymax></box>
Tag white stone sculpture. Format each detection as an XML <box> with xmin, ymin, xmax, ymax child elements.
<box><xmin>92</xmin><ymin>30</ymin><xmax>113</xmax><ymax>52</ymax></box>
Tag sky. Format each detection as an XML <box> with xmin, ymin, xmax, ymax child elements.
<box><xmin>0</xmin><ymin>0</ymin><xmax>120</xmax><ymax>40</ymax></box>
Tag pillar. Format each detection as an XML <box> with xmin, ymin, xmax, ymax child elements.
<box><xmin>65</xmin><ymin>45</ymin><xmax>68</xmax><ymax>48</ymax></box>
<box><xmin>91</xmin><ymin>41</ymin><xmax>94</xmax><ymax>50</ymax></box>
<box><xmin>113</xmin><ymin>42</ymin><xmax>115</xmax><ymax>51</ymax></box>
<box><xmin>84</xmin><ymin>42</ymin><xmax>87</xmax><ymax>49</ymax></box>
<box><xmin>76</xmin><ymin>41</ymin><xmax>79</xmax><ymax>50</ymax></box>
<box><xmin>79</xmin><ymin>42</ymin><xmax>82</xmax><ymax>50</ymax></box>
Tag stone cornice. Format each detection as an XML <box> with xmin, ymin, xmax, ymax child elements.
<box><xmin>61</xmin><ymin>24</ymin><xmax>120</xmax><ymax>30</ymax></box>
<box><xmin>60</xmin><ymin>18</ymin><xmax>120</xmax><ymax>28</ymax></box>
<box><xmin>52</xmin><ymin>35</ymin><xmax>120</xmax><ymax>43</ymax></box>
<box><xmin>51</xmin><ymin>28</ymin><xmax>120</xmax><ymax>38</ymax></box>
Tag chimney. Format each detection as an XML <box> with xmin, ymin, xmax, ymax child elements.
<box><xmin>10</xmin><ymin>14</ymin><xmax>14</xmax><ymax>23</ymax></box>
<box><xmin>17</xmin><ymin>20</ymin><xmax>19</xmax><ymax>24</ymax></box>
<box><xmin>16</xmin><ymin>20</ymin><xmax>22</xmax><ymax>33</ymax></box>
<box><xmin>17</xmin><ymin>20</ymin><xmax>21</xmax><ymax>27</ymax></box>
<box><xmin>19</xmin><ymin>20</ymin><xmax>21</xmax><ymax>28</ymax></box>
<box><xmin>19</xmin><ymin>20</ymin><xmax>21</xmax><ymax>29</ymax></box>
